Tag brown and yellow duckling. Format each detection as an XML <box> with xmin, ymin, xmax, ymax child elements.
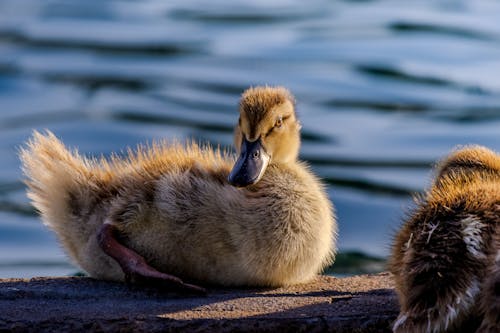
<box><xmin>21</xmin><ymin>86</ymin><xmax>337</xmax><ymax>293</ymax></box>
<box><xmin>390</xmin><ymin>146</ymin><xmax>500</xmax><ymax>332</ymax></box>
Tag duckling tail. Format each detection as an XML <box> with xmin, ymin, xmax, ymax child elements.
<box><xmin>19</xmin><ymin>130</ymin><xmax>93</xmax><ymax>231</ymax></box>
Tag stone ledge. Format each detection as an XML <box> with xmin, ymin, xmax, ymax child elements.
<box><xmin>0</xmin><ymin>273</ymin><xmax>398</xmax><ymax>332</ymax></box>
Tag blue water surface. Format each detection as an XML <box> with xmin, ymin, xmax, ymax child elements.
<box><xmin>0</xmin><ymin>0</ymin><xmax>499</xmax><ymax>277</ymax></box>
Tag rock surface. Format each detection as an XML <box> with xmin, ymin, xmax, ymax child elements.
<box><xmin>0</xmin><ymin>273</ymin><xmax>398</xmax><ymax>332</ymax></box>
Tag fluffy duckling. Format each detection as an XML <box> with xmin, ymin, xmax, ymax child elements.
<box><xmin>21</xmin><ymin>86</ymin><xmax>337</xmax><ymax>293</ymax></box>
<box><xmin>390</xmin><ymin>146</ymin><xmax>500</xmax><ymax>332</ymax></box>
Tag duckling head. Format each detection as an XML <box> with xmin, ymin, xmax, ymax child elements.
<box><xmin>228</xmin><ymin>86</ymin><xmax>301</xmax><ymax>187</ymax></box>
<box><xmin>435</xmin><ymin>145</ymin><xmax>500</xmax><ymax>181</ymax></box>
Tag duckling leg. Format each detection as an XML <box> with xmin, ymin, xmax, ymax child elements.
<box><xmin>97</xmin><ymin>222</ymin><xmax>206</xmax><ymax>295</ymax></box>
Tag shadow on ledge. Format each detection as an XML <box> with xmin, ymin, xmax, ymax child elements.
<box><xmin>0</xmin><ymin>273</ymin><xmax>398</xmax><ymax>332</ymax></box>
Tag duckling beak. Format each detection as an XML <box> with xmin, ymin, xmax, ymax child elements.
<box><xmin>228</xmin><ymin>138</ymin><xmax>270</xmax><ymax>187</ymax></box>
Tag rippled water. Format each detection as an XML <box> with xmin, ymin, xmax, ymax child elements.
<box><xmin>1</xmin><ymin>0</ymin><xmax>499</xmax><ymax>277</ymax></box>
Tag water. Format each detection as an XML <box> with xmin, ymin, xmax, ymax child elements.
<box><xmin>0</xmin><ymin>0</ymin><xmax>499</xmax><ymax>278</ymax></box>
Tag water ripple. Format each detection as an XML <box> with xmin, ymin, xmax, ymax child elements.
<box><xmin>389</xmin><ymin>21</ymin><xmax>497</xmax><ymax>41</ymax></box>
<box><xmin>114</xmin><ymin>111</ymin><xmax>234</xmax><ymax>134</ymax></box>
<box><xmin>0</xmin><ymin>30</ymin><xmax>203</xmax><ymax>56</ymax></box>
<box><xmin>1</xmin><ymin>0</ymin><xmax>500</xmax><ymax>276</ymax></box>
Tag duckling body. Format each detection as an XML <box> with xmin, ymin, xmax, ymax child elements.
<box><xmin>390</xmin><ymin>146</ymin><xmax>500</xmax><ymax>332</ymax></box>
<box><xmin>21</xmin><ymin>86</ymin><xmax>336</xmax><ymax>289</ymax></box>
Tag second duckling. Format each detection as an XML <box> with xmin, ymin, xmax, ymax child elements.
<box><xmin>21</xmin><ymin>86</ymin><xmax>337</xmax><ymax>293</ymax></box>
<box><xmin>390</xmin><ymin>146</ymin><xmax>500</xmax><ymax>333</ymax></box>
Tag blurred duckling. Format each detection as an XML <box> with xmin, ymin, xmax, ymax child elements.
<box><xmin>20</xmin><ymin>86</ymin><xmax>337</xmax><ymax>293</ymax></box>
<box><xmin>390</xmin><ymin>146</ymin><xmax>500</xmax><ymax>332</ymax></box>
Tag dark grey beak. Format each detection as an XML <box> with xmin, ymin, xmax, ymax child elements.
<box><xmin>228</xmin><ymin>138</ymin><xmax>270</xmax><ymax>187</ymax></box>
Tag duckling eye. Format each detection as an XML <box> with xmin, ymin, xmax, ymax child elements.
<box><xmin>275</xmin><ymin>117</ymin><xmax>283</xmax><ymax>128</ymax></box>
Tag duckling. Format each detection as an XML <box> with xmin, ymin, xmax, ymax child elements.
<box><xmin>20</xmin><ymin>86</ymin><xmax>337</xmax><ymax>293</ymax></box>
<box><xmin>390</xmin><ymin>146</ymin><xmax>500</xmax><ymax>332</ymax></box>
